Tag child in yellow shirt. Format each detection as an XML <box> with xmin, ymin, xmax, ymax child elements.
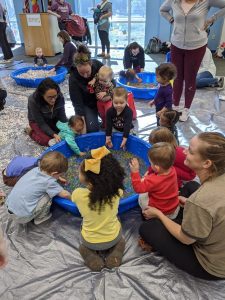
<box><xmin>72</xmin><ymin>146</ymin><xmax>125</xmax><ymax>272</ymax></box>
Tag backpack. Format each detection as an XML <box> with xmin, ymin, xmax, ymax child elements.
<box><xmin>65</xmin><ymin>15</ymin><xmax>86</xmax><ymax>37</ymax></box>
<box><xmin>145</xmin><ymin>37</ymin><xmax>162</xmax><ymax>54</ymax></box>
<box><xmin>2</xmin><ymin>156</ymin><xmax>38</xmax><ymax>187</ymax></box>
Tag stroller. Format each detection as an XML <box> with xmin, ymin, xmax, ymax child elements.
<box><xmin>64</xmin><ymin>15</ymin><xmax>92</xmax><ymax>45</ymax></box>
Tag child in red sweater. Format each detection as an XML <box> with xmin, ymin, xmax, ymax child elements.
<box><xmin>149</xmin><ymin>127</ymin><xmax>196</xmax><ymax>189</ymax></box>
<box><xmin>130</xmin><ymin>142</ymin><xmax>180</xmax><ymax>220</ymax></box>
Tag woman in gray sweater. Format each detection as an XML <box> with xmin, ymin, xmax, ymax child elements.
<box><xmin>160</xmin><ymin>0</ymin><xmax>225</xmax><ymax>121</ymax></box>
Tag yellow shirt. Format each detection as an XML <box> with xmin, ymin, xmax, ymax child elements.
<box><xmin>72</xmin><ymin>188</ymin><xmax>123</xmax><ymax>244</ymax></box>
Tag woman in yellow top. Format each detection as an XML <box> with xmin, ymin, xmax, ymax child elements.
<box><xmin>72</xmin><ymin>146</ymin><xmax>125</xmax><ymax>272</ymax></box>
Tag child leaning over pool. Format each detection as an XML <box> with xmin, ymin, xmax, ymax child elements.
<box><xmin>130</xmin><ymin>142</ymin><xmax>179</xmax><ymax>220</ymax></box>
<box><xmin>72</xmin><ymin>146</ymin><xmax>126</xmax><ymax>272</ymax></box>
<box><xmin>49</xmin><ymin>115</ymin><xmax>86</xmax><ymax>156</ymax></box>
<box><xmin>6</xmin><ymin>151</ymin><xmax>71</xmax><ymax>225</ymax></box>
<box><xmin>149</xmin><ymin>63</ymin><xmax>177</xmax><ymax>126</ymax></box>
<box><xmin>106</xmin><ymin>87</ymin><xmax>133</xmax><ymax>149</ymax></box>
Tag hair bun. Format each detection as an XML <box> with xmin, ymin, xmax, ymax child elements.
<box><xmin>77</xmin><ymin>44</ymin><xmax>91</xmax><ymax>55</ymax></box>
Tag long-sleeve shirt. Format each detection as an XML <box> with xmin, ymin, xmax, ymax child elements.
<box><xmin>50</xmin><ymin>0</ymin><xmax>72</xmax><ymax>20</ymax></box>
<box><xmin>198</xmin><ymin>47</ymin><xmax>216</xmax><ymax>77</ymax></box>
<box><xmin>55</xmin><ymin>41</ymin><xmax>76</xmax><ymax>70</ymax></box>
<box><xmin>106</xmin><ymin>105</ymin><xmax>133</xmax><ymax>138</ymax></box>
<box><xmin>160</xmin><ymin>0</ymin><xmax>225</xmax><ymax>50</ymax></box>
<box><xmin>153</xmin><ymin>83</ymin><xmax>172</xmax><ymax>112</ymax></box>
<box><xmin>28</xmin><ymin>93</ymin><xmax>67</xmax><ymax>137</ymax></box>
<box><xmin>131</xmin><ymin>166</ymin><xmax>179</xmax><ymax>215</ymax></box>
<box><xmin>56</xmin><ymin>121</ymin><xmax>81</xmax><ymax>155</ymax></box>
<box><xmin>123</xmin><ymin>46</ymin><xmax>145</xmax><ymax>70</ymax></box>
<box><xmin>34</xmin><ymin>55</ymin><xmax>48</xmax><ymax>67</ymax></box>
<box><xmin>69</xmin><ymin>59</ymin><xmax>103</xmax><ymax>116</ymax></box>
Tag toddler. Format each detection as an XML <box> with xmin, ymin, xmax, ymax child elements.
<box><xmin>106</xmin><ymin>87</ymin><xmax>133</xmax><ymax>149</ymax></box>
<box><xmin>119</xmin><ymin>68</ymin><xmax>142</xmax><ymax>84</ymax></box>
<box><xmin>88</xmin><ymin>66</ymin><xmax>114</xmax><ymax>128</ymax></box>
<box><xmin>34</xmin><ymin>47</ymin><xmax>48</xmax><ymax>67</ymax></box>
<box><xmin>0</xmin><ymin>78</ymin><xmax>7</xmax><ymax>111</ymax></box>
<box><xmin>72</xmin><ymin>146</ymin><xmax>125</xmax><ymax>272</ymax></box>
<box><xmin>6</xmin><ymin>151</ymin><xmax>71</xmax><ymax>225</ymax></box>
<box><xmin>149</xmin><ymin>63</ymin><xmax>177</xmax><ymax>126</ymax></box>
<box><xmin>149</xmin><ymin>127</ymin><xmax>196</xmax><ymax>190</ymax></box>
<box><xmin>130</xmin><ymin>142</ymin><xmax>180</xmax><ymax>219</ymax></box>
<box><xmin>159</xmin><ymin>109</ymin><xmax>181</xmax><ymax>144</ymax></box>
<box><xmin>49</xmin><ymin>115</ymin><xmax>86</xmax><ymax>156</ymax></box>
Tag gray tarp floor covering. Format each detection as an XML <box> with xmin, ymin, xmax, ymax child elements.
<box><xmin>0</xmin><ymin>75</ymin><xmax>225</xmax><ymax>300</ymax></box>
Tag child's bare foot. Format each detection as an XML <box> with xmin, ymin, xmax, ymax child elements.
<box><xmin>138</xmin><ymin>237</ymin><xmax>153</xmax><ymax>252</ymax></box>
<box><xmin>0</xmin><ymin>190</ymin><xmax>6</xmax><ymax>206</ymax></box>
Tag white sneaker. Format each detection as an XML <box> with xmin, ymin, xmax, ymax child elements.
<box><xmin>173</xmin><ymin>105</ymin><xmax>183</xmax><ymax>112</ymax></box>
<box><xmin>0</xmin><ymin>58</ymin><xmax>13</xmax><ymax>64</ymax></box>
<box><xmin>179</xmin><ymin>108</ymin><xmax>189</xmax><ymax>122</ymax></box>
<box><xmin>48</xmin><ymin>138</ymin><xmax>57</xmax><ymax>147</ymax></box>
<box><xmin>217</xmin><ymin>77</ymin><xmax>225</xmax><ymax>90</ymax></box>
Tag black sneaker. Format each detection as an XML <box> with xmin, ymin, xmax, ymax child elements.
<box><xmin>217</xmin><ymin>77</ymin><xmax>225</xmax><ymax>90</ymax></box>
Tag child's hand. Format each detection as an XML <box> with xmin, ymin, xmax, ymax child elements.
<box><xmin>79</xmin><ymin>152</ymin><xmax>86</xmax><ymax>157</ymax></box>
<box><xmin>58</xmin><ymin>176</ymin><xmax>67</xmax><ymax>185</ymax></box>
<box><xmin>129</xmin><ymin>157</ymin><xmax>140</xmax><ymax>173</ymax></box>
<box><xmin>137</xmin><ymin>77</ymin><xmax>142</xmax><ymax>83</ymax></box>
<box><xmin>120</xmin><ymin>137</ymin><xmax>127</xmax><ymax>150</ymax></box>
<box><xmin>149</xmin><ymin>100</ymin><xmax>155</xmax><ymax>107</ymax></box>
<box><xmin>53</xmin><ymin>134</ymin><xmax>61</xmax><ymax>143</ymax></box>
<box><xmin>34</xmin><ymin>64</ymin><xmax>38</xmax><ymax>67</ymax></box>
<box><xmin>43</xmin><ymin>64</ymin><xmax>47</xmax><ymax>67</ymax></box>
<box><xmin>97</xmin><ymin>92</ymin><xmax>107</xmax><ymax>100</ymax></box>
<box><xmin>106</xmin><ymin>136</ymin><xmax>113</xmax><ymax>148</ymax></box>
<box><xmin>88</xmin><ymin>78</ymin><xmax>96</xmax><ymax>87</ymax></box>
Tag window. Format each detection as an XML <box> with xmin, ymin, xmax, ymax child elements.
<box><xmin>2</xmin><ymin>0</ymin><xmax>21</xmax><ymax>43</ymax></box>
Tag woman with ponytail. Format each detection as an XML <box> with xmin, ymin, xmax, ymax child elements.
<box><xmin>69</xmin><ymin>45</ymin><xmax>104</xmax><ymax>133</ymax></box>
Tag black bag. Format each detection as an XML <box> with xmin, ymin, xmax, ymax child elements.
<box><xmin>145</xmin><ymin>37</ymin><xmax>162</xmax><ymax>54</ymax></box>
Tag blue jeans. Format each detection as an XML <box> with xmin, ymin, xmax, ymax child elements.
<box><xmin>196</xmin><ymin>71</ymin><xmax>218</xmax><ymax>89</ymax></box>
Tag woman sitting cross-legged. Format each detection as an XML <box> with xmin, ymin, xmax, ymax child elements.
<box><xmin>139</xmin><ymin>132</ymin><xmax>225</xmax><ymax>280</ymax></box>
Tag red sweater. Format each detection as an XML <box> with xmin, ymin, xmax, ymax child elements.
<box><xmin>131</xmin><ymin>167</ymin><xmax>179</xmax><ymax>214</ymax></box>
<box><xmin>148</xmin><ymin>147</ymin><xmax>196</xmax><ymax>188</ymax></box>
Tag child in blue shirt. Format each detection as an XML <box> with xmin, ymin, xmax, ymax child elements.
<box><xmin>6</xmin><ymin>151</ymin><xmax>71</xmax><ymax>225</ymax></box>
<box><xmin>149</xmin><ymin>63</ymin><xmax>177</xmax><ymax>126</ymax></box>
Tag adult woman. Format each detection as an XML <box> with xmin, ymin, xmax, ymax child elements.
<box><xmin>54</xmin><ymin>30</ymin><xmax>76</xmax><ymax>71</ymax></box>
<box><xmin>27</xmin><ymin>78</ymin><xmax>67</xmax><ymax>146</ymax></box>
<box><xmin>48</xmin><ymin>0</ymin><xmax>74</xmax><ymax>30</ymax></box>
<box><xmin>123</xmin><ymin>42</ymin><xmax>145</xmax><ymax>73</ymax></box>
<box><xmin>0</xmin><ymin>3</ymin><xmax>13</xmax><ymax>64</ymax></box>
<box><xmin>96</xmin><ymin>0</ymin><xmax>112</xmax><ymax>59</ymax></box>
<box><xmin>160</xmin><ymin>0</ymin><xmax>225</xmax><ymax>122</ymax></box>
<box><xmin>69</xmin><ymin>45</ymin><xmax>103</xmax><ymax>133</ymax></box>
<box><xmin>139</xmin><ymin>132</ymin><xmax>225</xmax><ymax>280</ymax></box>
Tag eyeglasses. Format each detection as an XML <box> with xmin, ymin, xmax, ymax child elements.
<box><xmin>46</xmin><ymin>94</ymin><xmax>58</xmax><ymax>100</ymax></box>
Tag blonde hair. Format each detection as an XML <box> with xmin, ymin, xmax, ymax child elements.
<box><xmin>197</xmin><ymin>132</ymin><xmax>225</xmax><ymax>177</ymax></box>
<box><xmin>113</xmin><ymin>87</ymin><xmax>128</xmax><ymax>101</ymax></box>
<box><xmin>35</xmin><ymin>47</ymin><xmax>43</xmax><ymax>53</ymax></box>
<box><xmin>40</xmin><ymin>151</ymin><xmax>68</xmax><ymax>174</ymax></box>
<box><xmin>149</xmin><ymin>127</ymin><xmax>177</xmax><ymax>148</ymax></box>
<box><xmin>148</xmin><ymin>142</ymin><xmax>175</xmax><ymax>170</ymax></box>
<box><xmin>98</xmin><ymin>66</ymin><xmax>113</xmax><ymax>79</ymax></box>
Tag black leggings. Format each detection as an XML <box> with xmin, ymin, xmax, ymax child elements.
<box><xmin>0</xmin><ymin>89</ymin><xmax>7</xmax><ymax>110</ymax></box>
<box><xmin>139</xmin><ymin>181</ymin><xmax>222</xmax><ymax>280</ymax></box>
<box><xmin>98</xmin><ymin>30</ymin><xmax>110</xmax><ymax>53</ymax></box>
<box><xmin>0</xmin><ymin>22</ymin><xmax>13</xmax><ymax>60</ymax></box>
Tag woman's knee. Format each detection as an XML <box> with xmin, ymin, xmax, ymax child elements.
<box><xmin>139</xmin><ymin>218</ymin><xmax>164</xmax><ymax>244</ymax></box>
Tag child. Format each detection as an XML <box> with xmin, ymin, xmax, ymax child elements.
<box><xmin>149</xmin><ymin>63</ymin><xmax>177</xmax><ymax>126</ymax></box>
<box><xmin>72</xmin><ymin>146</ymin><xmax>126</xmax><ymax>271</ymax></box>
<box><xmin>130</xmin><ymin>142</ymin><xmax>180</xmax><ymax>220</ymax></box>
<box><xmin>0</xmin><ymin>228</ymin><xmax>7</xmax><ymax>268</ymax></box>
<box><xmin>34</xmin><ymin>47</ymin><xmax>48</xmax><ymax>67</ymax></box>
<box><xmin>0</xmin><ymin>78</ymin><xmax>7</xmax><ymax>111</ymax></box>
<box><xmin>49</xmin><ymin>115</ymin><xmax>86</xmax><ymax>156</ymax></box>
<box><xmin>119</xmin><ymin>68</ymin><xmax>142</xmax><ymax>84</ymax></box>
<box><xmin>159</xmin><ymin>109</ymin><xmax>181</xmax><ymax>144</ymax></box>
<box><xmin>106</xmin><ymin>87</ymin><xmax>133</xmax><ymax>149</ymax></box>
<box><xmin>149</xmin><ymin>127</ymin><xmax>196</xmax><ymax>190</ymax></box>
<box><xmin>88</xmin><ymin>66</ymin><xmax>114</xmax><ymax>128</ymax></box>
<box><xmin>6</xmin><ymin>151</ymin><xmax>71</xmax><ymax>225</ymax></box>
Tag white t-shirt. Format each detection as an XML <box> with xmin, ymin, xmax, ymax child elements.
<box><xmin>198</xmin><ymin>48</ymin><xmax>216</xmax><ymax>77</ymax></box>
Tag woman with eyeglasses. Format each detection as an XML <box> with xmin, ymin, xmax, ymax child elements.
<box><xmin>27</xmin><ymin>78</ymin><xmax>67</xmax><ymax>146</ymax></box>
<box><xmin>69</xmin><ymin>44</ymin><xmax>104</xmax><ymax>133</ymax></box>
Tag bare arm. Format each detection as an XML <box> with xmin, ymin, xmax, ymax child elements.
<box><xmin>58</xmin><ymin>190</ymin><xmax>71</xmax><ymax>199</ymax></box>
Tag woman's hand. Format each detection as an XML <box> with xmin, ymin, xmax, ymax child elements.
<box><xmin>142</xmin><ymin>206</ymin><xmax>162</xmax><ymax>220</ymax></box>
<box><xmin>179</xmin><ymin>196</ymin><xmax>187</xmax><ymax>207</ymax></box>
<box><xmin>202</xmin><ymin>18</ymin><xmax>214</xmax><ymax>31</ymax></box>
<box><xmin>53</xmin><ymin>134</ymin><xmax>61</xmax><ymax>143</ymax></box>
<box><xmin>129</xmin><ymin>157</ymin><xmax>140</xmax><ymax>173</ymax></box>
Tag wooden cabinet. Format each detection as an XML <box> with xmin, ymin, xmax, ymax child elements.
<box><xmin>19</xmin><ymin>13</ymin><xmax>63</xmax><ymax>56</ymax></box>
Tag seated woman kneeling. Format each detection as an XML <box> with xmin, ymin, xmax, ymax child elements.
<box><xmin>139</xmin><ymin>132</ymin><xmax>225</xmax><ymax>280</ymax></box>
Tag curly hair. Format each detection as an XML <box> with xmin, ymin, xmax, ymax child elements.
<box><xmin>156</xmin><ymin>63</ymin><xmax>177</xmax><ymax>81</ymax></box>
<box><xmin>73</xmin><ymin>44</ymin><xmax>91</xmax><ymax>66</ymax></box>
<box><xmin>160</xmin><ymin>109</ymin><xmax>181</xmax><ymax>128</ymax></box>
<box><xmin>80</xmin><ymin>153</ymin><xmax>125</xmax><ymax>213</ymax></box>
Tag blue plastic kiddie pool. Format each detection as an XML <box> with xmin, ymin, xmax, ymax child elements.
<box><xmin>117</xmin><ymin>72</ymin><xmax>158</xmax><ymax>100</ymax></box>
<box><xmin>43</xmin><ymin>132</ymin><xmax>151</xmax><ymax>216</ymax></box>
<box><xmin>11</xmin><ymin>66</ymin><xmax>67</xmax><ymax>88</ymax></box>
